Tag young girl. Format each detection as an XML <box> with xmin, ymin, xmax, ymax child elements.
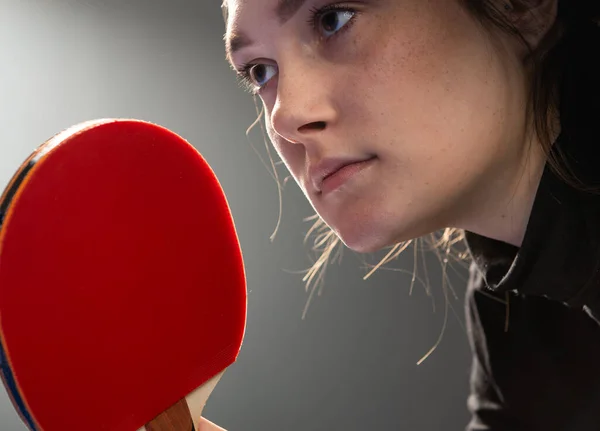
<box><xmin>219</xmin><ymin>0</ymin><xmax>600</xmax><ymax>429</ymax></box>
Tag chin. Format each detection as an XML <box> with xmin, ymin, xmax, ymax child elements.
<box><xmin>334</xmin><ymin>228</ymin><xmax>393</xmax><ymax>254</ymax></box>
<box><xmin>316</xmin><ymin>189</ymin><xmax>436</xmax><ymax>254</ymax></box>
<box><xmin>332</xmin><ymin>211</ymin><xmax>435</xmax><ymax>254</ymax></box>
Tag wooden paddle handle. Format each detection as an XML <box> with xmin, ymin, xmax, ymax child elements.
<box><xmin>145</xmin><ymin>398</ymin><xmax>195</xmax><ymax>431</ymax></box>
<box><xmin>143</xmin><ymin>370</ymin><xmax>225</xmax><ymax>431</ymax></box>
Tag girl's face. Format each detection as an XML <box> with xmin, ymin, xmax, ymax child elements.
<box><xmin>225</xmin><ymin>0</ymin><xmax>549</xmax><ymax>252</ymax></box>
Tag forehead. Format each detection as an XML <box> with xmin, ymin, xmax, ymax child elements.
<box><xmin>226</xmin><ymin>0</ymin><xmax>307</xmax><ymax>28</ymax></box>
<box><xmin>226</xmin><ymin>0</ymin><xmax>270</xmax><ymax>24</ymax></box>
<box><xmin>224</xmin><ymin>0</ymin><xmax>270</xmax><ymax>47</ymax></box>
<box><xmin>225</xmin><ymin>0</ymin><xmax>302</xmax><ymax>61</ymax></box>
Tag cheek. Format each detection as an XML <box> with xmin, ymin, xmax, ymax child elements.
<box><xmin>264</xmin><ymin>120</ymin><xmax>278</xmax><ymax>152</ymax></box>
<box><xmin>350</xmin><ymin>12</ymin><xmax>515</xmax><ymax>170</ymax></box>
<box><xmin>264</xmin><ymin>121</ymin><xmax>287</xmax><ymax>166</ymax></box>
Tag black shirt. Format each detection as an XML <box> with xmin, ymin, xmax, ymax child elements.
<box><xmin>464</xmin><ymin>130</ymin><xmax>600</xmax><ymax>430</ymax></box>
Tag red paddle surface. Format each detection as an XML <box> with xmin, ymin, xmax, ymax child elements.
<box><xmin>0</xmin><ymin>120</ymin><xmax>246</xmax><ymax>430</ymax></box>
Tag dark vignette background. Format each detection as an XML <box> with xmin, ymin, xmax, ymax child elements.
<box><xmin>0</xmin><ymin>1</ymin><xmax>471</xmax><ymax>430</ymax></box>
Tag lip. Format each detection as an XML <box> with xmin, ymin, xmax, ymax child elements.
<box><xmin>309</xmin><ymin>156</ymin><xmax>376</xmax><ymax>194</ymax></box>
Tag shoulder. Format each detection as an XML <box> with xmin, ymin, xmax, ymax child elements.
<box><xmin>465</xmin><ymin>260</ymin><xmax>600</xmax><ymax>430</ymax></box>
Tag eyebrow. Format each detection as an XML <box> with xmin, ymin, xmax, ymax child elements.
<box><xmin>225</xmin><ymin>0</ymin><xmax>308</xmax><ymax>63</ymax></box>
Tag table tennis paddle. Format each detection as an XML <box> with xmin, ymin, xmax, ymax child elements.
<box><xmin>0</xmin><ymin>119</ymin><xmax>247</xmax><ymax>430</ymax></box>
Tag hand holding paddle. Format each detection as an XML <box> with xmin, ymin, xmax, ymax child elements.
<box><xmin>0</xmin><ymin>119</ymin><xmax>247</xmax><ymax>430</ymax></box>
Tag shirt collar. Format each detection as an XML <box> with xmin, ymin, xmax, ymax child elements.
<box><xmin>465</xmin><ymin>132</ymin><xmax>600</xmax><ymax>312</ymax></box>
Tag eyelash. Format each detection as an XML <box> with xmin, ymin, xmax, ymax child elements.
<box><xmin>236</xmin><ymin>3</ymin><xmax>359</xmax><ymax>94</ymax></box>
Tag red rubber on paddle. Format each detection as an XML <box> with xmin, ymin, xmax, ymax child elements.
<box><xmin>0</xmin><ymin>120</ymin><xmax>246</xmax><ymax>431</ymax></box>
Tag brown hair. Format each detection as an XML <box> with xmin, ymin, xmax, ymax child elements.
<box><xmin>223</xmin><ymin>1</ymin><xmax>600</xmax><ymax>333</ymax></box>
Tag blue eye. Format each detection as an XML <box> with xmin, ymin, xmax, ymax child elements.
<box><xmin>317</xmin><ymin>9</ymin><xmax>355</xmax><ymax>37</ymax></box>
<box><xmin>247</xmin><ymin>63</ymin><xmax>278</xmax><ymax>88</ymax></box>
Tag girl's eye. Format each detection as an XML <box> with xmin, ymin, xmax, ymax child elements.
<box><xmin>246</xmin><ymin>63</ymin><xmax>278</xmax><ymax>88</ymax></box>
<box><xmin>316</xmin><ymin>9</ymin><xmax>355</xmax><ymax>38</ymax></box>
<box><xmin>237</xmin><ymin>5</ymin><xmax>357</xmax><ymax>93</ymax></box>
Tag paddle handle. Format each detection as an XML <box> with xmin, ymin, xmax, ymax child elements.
<box><xmin>143</xmin><ymin>370</ymin><xmax>225</xmax><ymax>431</ymax></box>
<box><xmin>145</xmin><ymin>398</ymin><xmax>195</xmax><ymax>431</ymax></box>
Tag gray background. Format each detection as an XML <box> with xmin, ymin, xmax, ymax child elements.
<box><xmin>0</xmin><ymin>1</ymin><xmax>471</xmax><ymax>430</ymax></box>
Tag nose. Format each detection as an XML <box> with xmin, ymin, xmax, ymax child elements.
<box><xmin>269</xmin><ymin>61</ymin><xmax>338</xmax><ymax>146</ymax></box>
